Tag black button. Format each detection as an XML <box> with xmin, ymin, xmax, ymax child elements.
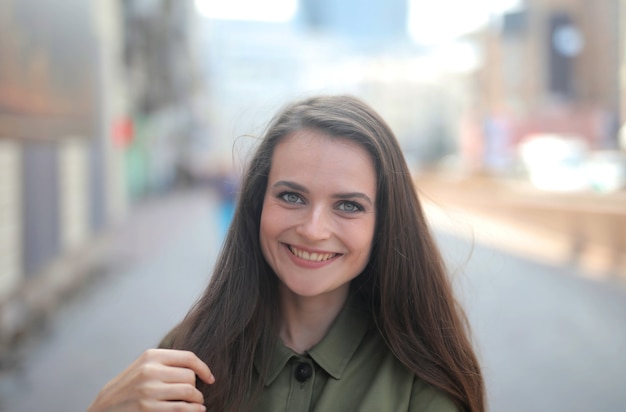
<box><xmin>294</xmin><ymin>362</ymin><xmax>313</xmax><ymax>382</ymax></box>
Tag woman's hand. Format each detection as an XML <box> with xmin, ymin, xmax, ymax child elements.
<box><xmin>87</xmin><ymin>348</ymin><xmax>215</xmax><ymax>412</ymax></box>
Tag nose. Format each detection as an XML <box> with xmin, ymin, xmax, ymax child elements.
<box><xmin>296</xmin><ymin>206</ymin><xmax>331</xmax><ymax>241</ymax></box>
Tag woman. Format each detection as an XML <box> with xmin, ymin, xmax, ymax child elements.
<box><xmin>88</xmin><ymin>95</ymin><xmax>485</xmax><ymax>411</ymax></box>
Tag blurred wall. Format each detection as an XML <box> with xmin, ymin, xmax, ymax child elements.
<box><xmin>474</xmin><ymin>0</ymin><xmax>621</xmax><ymax>149</ymax></box>
<box><xmin>121</xmin><ymin>0</ymin><xmax>204</xmax><ymax>196</ymax></box>
<box><xmin>0</xmin><ymin>0</ymin><xmax>129</xmax><ymax>348</ymax></box>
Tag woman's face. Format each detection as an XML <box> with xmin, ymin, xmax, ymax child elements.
<box><xmin>260</xmin><ymin>129</ymin><xmax>377</xmax><ymax>301</ymax></box>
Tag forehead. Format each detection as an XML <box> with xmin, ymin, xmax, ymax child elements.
<box><xmin>268</xmin><ymin>129</ymin><xmax>377</xmax><ymax>189</ymax></box>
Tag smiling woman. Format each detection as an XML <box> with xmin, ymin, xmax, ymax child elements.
<box><xmin>260</xmin><ymin>130</ymin><xmax>377</xmax><ymax>307</ymax></box>
<box><xmin>88</xmin><ymin>95</ymin><xmax>485</xmax><ymax>412</ymax></box>
<box><xmin>194</xmin><ymin>0</ymin><xmax>297</xmax><ymax>22</ymax></box>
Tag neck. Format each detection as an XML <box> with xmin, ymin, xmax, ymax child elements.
<box><xmin>278</xmin><ymin>286</ymin><xmax>349</xmax><ymax>354</ymax></box>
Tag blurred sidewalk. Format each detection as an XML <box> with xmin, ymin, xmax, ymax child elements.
<box><xmin>0</xmin><ymin>188</ymin><xmax>218</xmax><ymax>364</ymax></box>
<box><xmin>0</xmin><ymin>186</ymin><xmax>222</xmax><ymax>411</ymax></box>
<box><xmin>416</xmin><ymin>171</ymin><xmax>626</xmax><ymax>281</ymax></box>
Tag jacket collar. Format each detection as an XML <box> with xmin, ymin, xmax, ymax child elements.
<box><xmin>255</xmin><ymin>293</ymin><xmax>371</xmax><ymax>386</ymax></box>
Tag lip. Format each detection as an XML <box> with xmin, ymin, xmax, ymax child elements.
<box><xmin>282</xmin><ymin>243</ymin><xmax>341</xmax><ymax>268</ymax></box>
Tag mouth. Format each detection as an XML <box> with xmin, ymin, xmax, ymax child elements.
<box><xmin>288</xmin><ymin>245</ymin><xmax>339</xmax><ymax>262</ymax></box>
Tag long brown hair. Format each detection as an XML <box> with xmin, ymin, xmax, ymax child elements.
<box><xmin>170</xmin><ymin>95</ymin><xmax>485</xmax><ymax>411</ymax></box>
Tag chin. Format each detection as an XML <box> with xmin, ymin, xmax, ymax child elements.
<box><xmin>280</xmin><ymin>279</ymin><xmax>347</xmax><ymax>301</ymax></box>
<box><xmin>285</xmin><ymin>284</ymin><xmax>327</xmax><ymax>298</ymax></box>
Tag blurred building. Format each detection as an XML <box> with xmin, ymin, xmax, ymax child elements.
<box><xmin>298</xmin><ymin>0</ymin><xmax>409</xmax><ymax>46</ymax></box>
<box><xmin>0</xmin><ymin>0</ymin><xmax>129</xmax><ymax>354</ymax></box>
<box><xmin>121</xmin><ymin>0</ymin><xmax>206</xmax><ymax>195</ymax></box>
<box><xmin>473</xmin><ymin>0</ymin><xmax>622</xmax><ymax>157</ymax></box>
<box><xmin>0</xmin><ymin>0</ymin><xmax>202</xmax><ymax>358</ymax></box>
<box><xmin>621</xmin><ymin>0</ymin><xmax>626</xmax><ymax>146</ymax></box>
<box><xmin>195</xmin><ymin>0</ymin><xmax>470</xmax><ymax>173</ymax></box>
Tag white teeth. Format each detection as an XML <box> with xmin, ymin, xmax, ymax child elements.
<box><xmin>289</xmin><ymin>246</ymin><xmax>336</xmax><ymax>262</ymax></box>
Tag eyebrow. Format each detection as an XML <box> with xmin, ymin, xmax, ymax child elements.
<box><xmin>272</xmin><ymin>180</ymin><xmax>374</xmax><ymax>206</ymax></box>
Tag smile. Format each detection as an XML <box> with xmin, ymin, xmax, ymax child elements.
<box><xmin>288</xmin><ymin>245</ymin><xmax>338</xmax><ymax>262</ymax></box>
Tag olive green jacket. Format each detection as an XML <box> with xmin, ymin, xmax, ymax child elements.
<box><xmin>161</xmin><ymin>295</ymin><xmax>457</xmax><ymax>411</ymax></box>
<box><xmin>251</xmin><ymin>295</ymin><xmax>457</xmax><ymax>411</ymax></box>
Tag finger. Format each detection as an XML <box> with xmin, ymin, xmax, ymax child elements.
<box><xmin>160</xmin><ymin>365</ymin><xmax>197</xmax><ymax>385</ymax></box>
<box><xmin>138</xmin><ymin>399</ymin><xmax>206</xmax><ymax>412</ymax></box>
<box><xmin>158</xmin><ymin>401</ymin><xmax>207</xmax><ymax>412</ymax></box>
<box><xmin>142</xmin><ymin>383</ymin><xmax>204</xmax><ymax>404</ymax></box>
<box><xmin>133</xmin><ymin>360</ymin><xmax>196</xmax><ymax>386</ymax></box>
<box><xmin>144</xmin><ymin>349</ymin><xmax>215</xmax><ymax>385</ymax></box>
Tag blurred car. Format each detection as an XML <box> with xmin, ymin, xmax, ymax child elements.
<box><xmin>518</xmin><ymin>134</ymin><xmax>626</xmax><ymax>193</ymax></box>
<box><xmin>518</xmin><ymin>134</ymin><xmax>589</xmax><ymax>191</ymax></box>
<box><xmin>586</xmin><ymin>150</ymin><xmax>626</xmax><ymax>193</ymax></box>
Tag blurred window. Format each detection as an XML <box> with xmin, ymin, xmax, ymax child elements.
<box><xmin>194</xmin><ymin>0</ymin><xmax>297</xmax><ymax>22</ymax></box>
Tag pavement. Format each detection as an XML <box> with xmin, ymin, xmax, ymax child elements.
<box><xmin>0</xmin><ymin>181</ymin><xmax>625</xmax><ymax>412</ymax></box>
<box><xmin>416</xmin><ymin>171</ymin><xmax>626</xmax><ymax>280</ymax></box>
<box><xmin>0</xmin><ymin>187</ymin><xmax>223</xmax><ymax>412</ymax></box>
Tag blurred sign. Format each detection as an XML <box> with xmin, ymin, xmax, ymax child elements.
<box><xmin>501</xmin><ymin>9</ymin><xmax>527</xmax><ymax>37</ymax></box>
<box><xmin>0</xmin><ymin>0</ymin><xmax>99</xmax><ymax>140</ymax></box>
<box><xmin>548</xmin><ymin>12</ymin><xmax>580</xmax><ymax>99</ymax></box>
<box><xmin>112</xmin><ymin>117</ymin><xmax>134</xmax><ymax>147</ymax></box>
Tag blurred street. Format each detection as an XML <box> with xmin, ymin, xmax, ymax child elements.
<box><xmin>0</xmin><ymin>188</ymin><xmax>221</xmax><ymax>412</ymax></box>
<box><xmin>2</xmin><ymin>1</ymin><xmax>626</xmax><ymax>411</ymax></box>
<box><xmin>0</xmin><ymin>184</ymin><xmax>625</xmax><ymax>412</ymax></box>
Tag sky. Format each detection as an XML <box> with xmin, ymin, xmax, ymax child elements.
<box><xmin>194</xmin><ymin>0</ymin><xmax>523</xmax><ymax>44</ymax></box>
<box><xmin>408</xmin><ymin>0</ymin><xmax>523</xmax><ymax>44</ymax></box>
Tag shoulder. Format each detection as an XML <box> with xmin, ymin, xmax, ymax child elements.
<box><xmin>409</xmin><ymin>378</ymin><xmax>459</xmax><ymax>412</ymax></box>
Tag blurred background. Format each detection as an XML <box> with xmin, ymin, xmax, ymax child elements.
<box><xmin>0</xmin><ymin>0</ymin><xmax>625</xmax><ymax>411</ymax></box>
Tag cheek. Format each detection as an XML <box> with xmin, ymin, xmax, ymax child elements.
<box><xmin>357</xmin><ymin>238</ymin><xmax>375</xmax><ymax>260</ymax></box>
<box><xmin>345</xmin><ymin>219</ymin><xmax>376</xmax><ymax>256</ymax></box>
<box><xmin>259</xmin><ymin>202</ymin><xmax>282</xmax><ymax>253</ymax></box>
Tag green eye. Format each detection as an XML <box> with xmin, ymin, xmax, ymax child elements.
<box><xmin>338</xmin><ymin>201</ymin><xmax>363</xmax><ymax>213</ymax></box>
<box><xmin>280</xmin><ymin>192</ymin><xmax>303</xmax><ymax>204</ymax></box>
